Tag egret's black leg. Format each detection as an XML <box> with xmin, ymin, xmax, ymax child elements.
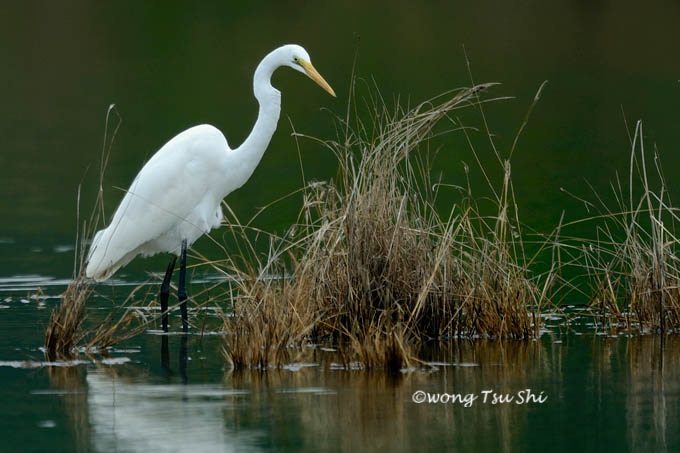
<box><xmin>160</xmin><ymin>256</ymin><xmax>177</xmax><ymax>332</ymax></box>
<box><xmin>178</xmin><ymin>239</ymin><xmax>188</xmax><ymax>332</ymax></box>
<box><xmin>179</xmin><ymin>334</ymin><xmax>188</xmax><ymax>385</ymax></box>
<box><xmin>161</xmin><ymin>336</ymin><xmax>171</xmax><ymax>378</ymax></box>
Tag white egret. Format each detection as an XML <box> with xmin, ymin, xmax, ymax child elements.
<box><xmin>85</xmin><ymin>44</ymin><xmax>335</xmax><ymax>331</ymax></box>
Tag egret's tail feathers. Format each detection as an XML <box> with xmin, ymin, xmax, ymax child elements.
<box><xmin>85</xmin><ymin>228</ymin><xmax>134</xmax><ymax>282</ymax></box>
<box><xmin>86</xmin><ymin>260</ymin><xmax>123</xmax><ymax>282</ymax></box>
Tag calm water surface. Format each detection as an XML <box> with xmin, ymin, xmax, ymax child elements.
<box><xmin>2</xmin><ymin>284</ymin><xmax>679</xmax><ymax>452</ymax></box>
<box><xmin>2</xmin><ymin>1</ymin><xmax>680</xmax><ymax>451</ymax></box>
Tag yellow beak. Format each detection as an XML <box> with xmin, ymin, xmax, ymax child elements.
<box><xmin>300</xmin><ymin>60</ymin><xmax>336</xmax><ymax>97</ymax></box>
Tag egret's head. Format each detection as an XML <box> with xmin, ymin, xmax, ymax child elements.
<box><xmin>283</xmin><ymin>44</ymin><xmax>336</xmax><ymax>97</ymax></box>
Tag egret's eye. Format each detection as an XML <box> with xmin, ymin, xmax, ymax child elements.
<box><xmin>293</xmin><ymin>57</ymin><xmax>300</xmax><ymax>63</ymax></box>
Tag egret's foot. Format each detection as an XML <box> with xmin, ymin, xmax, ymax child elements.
<box><xmin>178</xmin><ymin>239</ymin><xmax>188</xmax><ymax>332</ymax></box>
<box><xmin>161</xmin><ymin>335</ymin><xmax>170</xmax><ymax>377</ymax></box>
<box><xmin>160</xmin><ymin>256</ymin><xmax>177</xmax><ymax>332</ymax></box>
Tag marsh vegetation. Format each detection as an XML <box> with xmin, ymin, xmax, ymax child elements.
<box><xmin>45</xmin><ymin>82</ymin><xmax>680</xmax><ymax>370</ymax></box>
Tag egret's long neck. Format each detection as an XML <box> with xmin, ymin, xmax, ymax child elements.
<box><xmin>231</xmin><ymin>52</ymin><xmax>282</xmax><ymax>189</ymax></box>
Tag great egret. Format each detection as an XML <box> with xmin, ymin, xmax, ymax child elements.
<box><xmin>85</xmin><ymin>44</ymin><xmax>335</xmax><ymax>331</ymax></box>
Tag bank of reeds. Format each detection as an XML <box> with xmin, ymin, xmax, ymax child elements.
<box><xmin>217</xmin><ymin>82</ymin><xmax>554</xmax><ymax>371</ymax></box>
<box><xmin>562</xmin><ymin>121</ymin><xmax>680</xmax><ymax>333</ymax></box>
<box><xmin>47</xmin><ymin>79</ymin><xmax>680</xmax><ymax>370</ymax></box>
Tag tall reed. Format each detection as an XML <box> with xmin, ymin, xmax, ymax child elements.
<box><xmin>561</xmin><ymin>121</ymin><xmax>680</xmax><ymax>333</ymax></box>
<box><xmin>45</xmin><ymin>106</ymin><xmax>153</xmax><ymax>359</ymax></box>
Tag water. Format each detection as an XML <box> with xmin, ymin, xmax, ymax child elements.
<box><xmin>2</xmin><ymin>1</ymin><xmax>680</xmax><ymax>451</ymax></box>
<box><xmin>2</xmin><ymin>295</ymin><xmax>679</xmax><ymax>452</ymax></box>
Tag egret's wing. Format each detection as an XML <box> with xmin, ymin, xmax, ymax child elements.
<box><xmin>86</xmin><ymin>125</ymin><xmax>229</xmax><ymax>280</ymax></box>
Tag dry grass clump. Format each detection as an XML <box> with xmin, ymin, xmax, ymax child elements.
<box><xmin>218</xmin><ymin>82</ymin><xmax>551</xmax><ymax>370</ymax></box>
<box><xmin>44</xmin><ymin>275</ymin><xmax>90</xmax><ymax>359</ymax></box>
<box><xmin>563</xmin><ymin>121</ymin><xmax>680</xmax><ymax>333</ymax></box>
<box><xmin>44</xmin><ymin>242</ymin><xmax>154</xmax><ymax>360</ymax></box>
<box><xmin>224</xmin><ymin>277</ymin><xmax>318</xmax><ymax>369</ymax></box>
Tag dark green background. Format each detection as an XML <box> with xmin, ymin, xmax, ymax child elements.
<box><xmin>2</xmin><ymin>1</ymin><xmax>680</xmax><ymax>278</ymax></box>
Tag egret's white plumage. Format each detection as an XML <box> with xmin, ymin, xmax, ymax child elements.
<box><xmin>86</xmin><ymin>44</ymin><xmax>335</xmax><ymax>281</ymax></box>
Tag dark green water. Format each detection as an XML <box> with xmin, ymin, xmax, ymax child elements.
<box><xmin>2</xmin><ymin>1</ymin><xmax>680</xmax><ymax>451</ymax></box>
